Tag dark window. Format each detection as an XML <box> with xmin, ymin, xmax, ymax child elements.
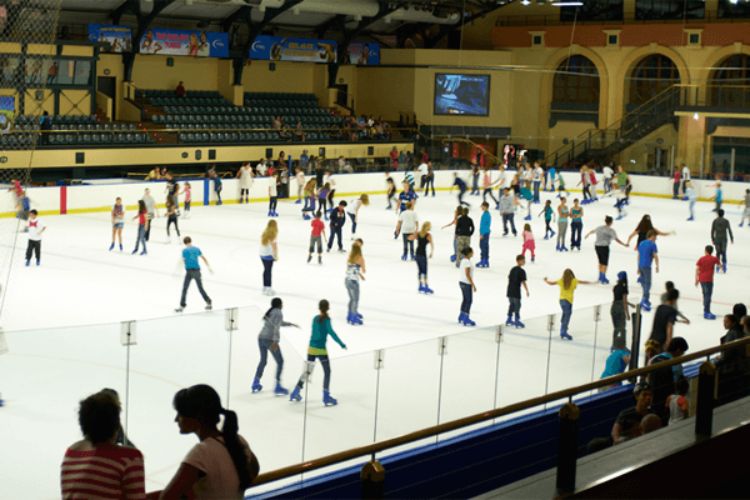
<box><xmin>561</xmin><ymin>0</ymin><xmax>623</xmax><ymax>22</ymax></box>
<box><xmin>718</xmin><ymin>0</ymin><xmax>750</xmax><ymax>19</ymax></box>
<box><xmin>608</xmin><ymin>34</ymin><xmax>618</xmax><ymax>45</ymax></box>
<box><xmin>553</xmin><ymin>56</ymin><xmax>600</xmax><ymax>105</ymax></box>
<box><xmin>709</xmin><ymin>55</ymin><xmax>750</xmax><ymax>108</ymax></box>
<box><xmin>532</xmin><ymin>35</ymin><xmax>542</xmax><ymax>45</ymax></box>
<box><xmin>635</xmin><ymin>0</ymin><xmax>705</xmax><ymax>20</ymax></box>
<box><xmin>628</xmin><ymin>54</ymin><xmax>680</xmax><ymax>107</ymax></box>
<box><xmin>688</xmin><ymin>33</ymin><xmax>700</xmax><ymax>45</ymax></box>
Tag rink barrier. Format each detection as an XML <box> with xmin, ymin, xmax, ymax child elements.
<box><xmin>1</xmin><ymin>170</ymin><xmax>747</xmax><ymax>218</ymax></box>
<box><xmin>245</xmin><ymin>337</ymin><xmax>750</xmax><ymax>498</ymax></box>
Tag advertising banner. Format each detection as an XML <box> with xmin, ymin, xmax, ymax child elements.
<box><xmin>0</xmin><ymin>96</ymin><xmax>14</xmax><ymax>133</ymax></box>
<box><xmin>250</xmin><ymin>35</ymin><xmax>336</xmax><ymax>63</ymax></box>
<box><xmin>140</xmin><ymin>29</ymin><xmax>229</xmax><ymax>58</ymax></box>
<box><xmin>346</xmin><ymin>42</ymin><xmax>380</xmax><ymax>65</ymax></box>
<box><xmin>88</xmin><ymin>24</ymin><xmax>132</xmax><ymax>53</ymax></box>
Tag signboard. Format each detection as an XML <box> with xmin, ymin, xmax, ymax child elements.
<box><xmin>140</xmin><ymin>29</ymin><xmax>229</xmax><ymax>58</ymax></box>
<box><xmin>250</xmin><ymin>35</ymin><xmax>336</xmax><ymax>63</ymax></box>
<box><xmin>0</xmin><ymin>96</ymin><xmax>14</xmax><ymax>133</ymax></box>
<box><xmin>88</xmin><ymin>24</ymin><xmax>132</xmax><ymax>53</ymax></box>
<box><xmin>346</xmin><ymin>42</ymin><xmax>380</xmax><ymax>65</ymax></box>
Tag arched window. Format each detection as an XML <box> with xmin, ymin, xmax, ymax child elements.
<box><xmin>552</xmin><ymin>55</ymin><xmax>600</xmax><ymax>105</ymax></box>
<box><xmin>628</xmin><ymin>54</ymin><xmax>680</xmax><ymax>107</ymax></box>
<box><xmin>709</xmin><ymin>55</ymin><xmax>750</xmax><ymax>107</ymax></box>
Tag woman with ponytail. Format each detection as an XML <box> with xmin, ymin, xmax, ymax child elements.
<box><xmin>252</xmin><ymin>297</ymin><xmax>299</xmax><ymax>395</ymax></box>
<box><xmin>159</xmin><ymin>384</ymin><xmax>259</xmax><ymax>499</ymax></box>
<box><xmin>544</xmin><ymin>269</ymin><xmax>594</xmax><ymax>341</ymax></box>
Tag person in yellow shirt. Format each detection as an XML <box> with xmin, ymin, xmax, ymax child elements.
<box><xmin>544</xmin><ymin>269</ymin><xmax>594</xmax><ymax>340</ymax></box>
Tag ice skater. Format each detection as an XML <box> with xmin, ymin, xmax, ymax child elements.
<box><xmin>346</xmin><ymin>194</ymin><xmax>369</xmax><ymax>238</ymax></box>
<box><xmin>24</xmin><ymin>209</ymin><xmax>45</xmax><ymax>266</ymax></box>
<box><xmin>458</xmin><ymin>247</ymin><xmax>477</xmax><ymax>327</ymax></box>
<box><xmin>259</xmin><ymin>220</ymin><xmax>279</xmax><ymax>295</ymax></box>
<box><xmin>739</xmin><ymin>188</ymin><xmax>750</xmax><ymax>227</ymax></box>
<box><xmin>395</xmin><ymin>201</ymin><xmax>419</xmax><ymax>260</ymax></box>
<box><xmin>237</xmin><ymin>162</ymin><xmax>254</xmax><ymax>204</ymax></box>
<box><xmin>636</xmin><ymin>230</ymin><xmax>659</xmax><ymax>311</ymax></box>
<box><xmin>109</xmin><ymin>197</ymin><xmax>124</xmax><ymax>251</ymax></box>
<box><xmin>695</xmin><ymin>245</ymin><xmax>721</xmax><ymax>320</ymax></box>
<box><xmin>499</xmin><ymin>188</ymin><xmax>518</xmax><ymax>237</ymax></box>
<box><xmin>684</xmin><ymin>180</ymin><xmax>697</xmax><ymax>221</ymax></box>
<box><xmin>610</xmin><ymin>271</ymin><xmax>634</xmax><ymax>348</ymax></box>
<box><xmin>345</xmin><ymin>242</ymin><xmax>366</xmax><ymax>325</ymax></box>
<box><xmin>626</xmin><ymin>215</ymin><xmax>673</xmax><ymax>257</ymax></box>
<box><xmin>294</xmin><ymin>167</ymin><xmax>305</xmax><ymax>204</ymax></box>
<box><xmin>481</xmin><ymin>167</ymin><xmax>499</xmax><ymax>206</ymax></box>
<box><xmin>556</xmin><ymin>197</ymin><xmax>570</xmax><ymax>251</ymax></box>
<box><xmin>323</xmin><ymin>170</ymin><xmax>336</xmax><ymax>208</ymax></box>
<box><xmin>267</xmin><ymin>173</ymin><xmax>279</xmax><ymax>217</ymax></box>
<box><xmin>451</xmin><ymin>173</ymin><xmax>470</xmax><ymax>207</ymax></box>
<box><xmin>181</xmin><ymin>182</ymin><xmax>191</xmax><ymax>218</ymax></box>
<box><xmin>442</xmin><ymin>206</ymin><xmax>463</xmax><ymax>263</ymax></box>
<box><xmin>712</xmin><ymin>180</ymin><xmax>723</xmax><ymax>213</ymax></box>
<box><xmin>211</xmin><ymin>169</ymin><xmax>223</xmax><ymax>205</ymax></box>
<box><xmin>544</xmin><ymin>269</ymin><xmax>594</xmax><ymax>340</ymax></box>
<box><xmin>520</xmin><ymin>182</ymin><xmax>533</xmax><ymax>221</ymax></box>
<box><xmin>252</xmin><ymin>298</ymin><xmax>299</xmax><ymax>395</ymax></box>
<box><xmin>578</xmin><ymin>166</ymin><xmax>592</xmax><ymax>203</ymax></box>
<box><xmin>385</xmin><ymin>174</ymin><xmax>397</xmax><ymax>210</ymax></box>
<box><xmin>532</xmin><ymin>162</ymin><xmax>544</xmax><ymax>203</ymax></box>
<box><xmin>585</xmin><ymin>216</ymin><xmax>627</xmax><ymax>284</ymax></box>
<box><xmin>142</xmin><ymin>188</ymin><xmax>156</xmax><ymax>241</ymax></box>
<box><xmin>477</xmin><ymin>202</ymin><xmax>491</xmax><ymax>268</ymax></box>
<box><xmin>175</xmin><ymin>236</ymin><xmax>212</xmax><ymax>312</ymax></box>
<box><xmin>557</xmin><ymin>172</ymin><xmax>569</xmax><ymax>198</ymax></box>
<box><xmin>539</xmin><ymin>199</ymin><xmax>556</xmax><ymax>240</ymax></box>
<box><xmin>570</xmin><ymin>198</ymin><xmax>584</xmax><ymax>251</ymax></box>
<box><xmin>327</xmin><ymin>201</ymin><xmax>347</xmax><ymax>252</ymax></box>
<box><xmin>470</xmin><ymin>164</ymin><xmax>480</xmax><ymax>196</ymax></box>
<box><xmin>506</xmin><ymin>254</ymin><xmax>529</xmax><ymax>328</ymax></box>
<box><xmin>166</xmin><ymin>198</ymin><xmax>181</xmax><ymax>239</ymax></box>
<box><xmin>317</xmin><ymin>182</ymin><xmax>331</xmax><ymax>218</ymax></box>
<box><xmin>454</xmin><ymin>206</ymin><xmax>474</xmax><ymax>268</ymax></box>
<box><xmin>131</xmin><ymin>200</ymin><xmax>148</xmax><ymax>255</ymax></box>
<box><xmin>289</xmin><ymin>300</ymin><xmax>347</xmax><ymax>406</ymax></box>
<box><xmin>423</xmin><ymin>161</ymin><xmax>436</xmax><ymax>197</ymax></box>
<box><xmin>307</xmin><ymin>211</ymin><xmax>326</xmax><ymax>264</ymax></box>
<box><xmin>613</xmin><ymin>181</ymin><xmax>628</xmax><ymax>220</ymax></box>
<box><xmin>412</xmin><ymin>222</ymin><xmax>434</xmax><ymax>294</ymax></box>
<box><xmin>546</xmin><ymin>165</ymin><xmax>557</xmax><ymax>192</ymax></box>
<box><xmin>521</xmin><ymin>223</ymin><xmax>536</xmax><ymax>262</ymax></box>
<box><xmin>398</xmin><ymin>181</ymin><xmax>417</xmax><ymax>213</ymax></box>
<box><xmin>302</xmin><ymin>179</ymin><xmax>317</xmax><ymax>219</ymax></box>
<box><xmin>710</xmin><ymin>209</ymin><xmax>733</xmax><ymax>273</ymax></box>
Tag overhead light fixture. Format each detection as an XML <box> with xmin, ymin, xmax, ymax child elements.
<box><xmin>693</xmin><ymin>112</ymin><xmax>700</xmax><ymax>121</ymax></box>
<box><xmin>521</xmin><ymin>0</ymin><xmax>531</xmax><ymax>5</ymax></box>
<box><xmin>552</xmin><ymin>1</ymin><xmax>584</xmax><ymax>6</ymax></box>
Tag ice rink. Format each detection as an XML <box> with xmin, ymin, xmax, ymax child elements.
<box><xmin>0</xmin><ymin>184</ymin><xmax>748</xmax><ymax>498</ymax></box>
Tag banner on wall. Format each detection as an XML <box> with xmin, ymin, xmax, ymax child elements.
<box><xmin>249</xmin><ymin>35</ymin><xmax>336</xmax><ymax>63</ymax></box>
<box><xmin>0</xmin><ymin>96</ymin><xmax>14</xmax><ymax>133</ymax></box>
<box><xmin>139</xmin><ymin>29</ymin><xmax>228</xmax><ymax>58</ymax></box>
<box><xmin>88</xmin><ymin>24</ymin><xmax>132</xmax><ymax>53</ymax></box>
<box><xmin>346</xmin><ymin>42</ymin><xmax>380</xmax><ymax>65</ymax></box>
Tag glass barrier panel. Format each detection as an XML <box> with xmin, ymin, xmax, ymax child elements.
<box><xmin>546</xmin><ymin>305</ymin><xmax>600</xmax><ymax>395</ymax></box>
<box><xmin>0</xmin><ymin>323</ymin><xmax>123</xmax><ymax>499</ymax></box>
<box><xmin>126</xmin><ymin>311</ymin><xmax>230</xmax><ymax>492</ymax></box>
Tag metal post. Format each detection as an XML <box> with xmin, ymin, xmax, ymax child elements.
<box><xmin>435</xmin><ymin>337</ymin><xmax>448</xmax><ymax>439</ymax></box>
<box><xmin>699</xmin><ymin>145</ymin><xmax>705</xmax><ymax>179</ymax></box>
<box><xmin>729</xmin><ymin>147</ymin><xmax>736</xmax><ymax>181</ymax></box>
<box><xmin>629</xmin><ymin>304</ymin><xmax>642</xmax><ymax>376</ymax></box>
<box><xmin>555</xmin><ymin>402</ymin><xmax>580</xmax><ymax>496</ymax></box>
<box><xmin>655</xmin><ymin>147</ymin><xmax>662</xmax><ymax>173</ymax></box>
<box><xmin>119</xmin><ymin>321</ymin><xmax>137</xmax><ymax>436</ymax></box>
<box><xmin>695</xmin><ymin>361</ymin><xmax>716</xmax><ymax>440</ymax></box>
<box><xmin>669</xmin><ymin>145</ymin><xmax>676</xmax><ymax>176</ymax></box>
<box><xmin>361</xmin><ymin>460</ymin><xmax>386</xmax><ymax>499</ymax></box>
<box><xmin>224</xmin><ymin>308</ymin><xmax>239</xmax><ymax>404</ymax></box>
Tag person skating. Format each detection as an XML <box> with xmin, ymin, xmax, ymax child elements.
<box><xmin>166</xmin><ymin>198</ymin><xmax>181</xmax><ymax>240</ymax></box>
<box><xmin>585</xmin><ymin>216</ymin><xmax>627</xmax><ymax>284</ymax></box>
<box><xmin>385</xmin><ymin>174</ymin><xmax>397</xmax><ymax>210</ymax></box>
<box><xmin>25</xmin><ymin>209</ymin><xmax>45</xmax><ymax>266</ymax></box>
<box><xmin>712</xmin><ymin>180</ymin><xmax>723</xmax><ymax>213</ymax></box>
<box><xmin>610</xmin><ymin>271</ymin><xmax>636</xmax><ymax>349</ymax></box>
<box><xmin>109</xmin><ymin>197</ymin><xmax>124</xmax><ymax>251</ymax></box>
<box><xmin>695</xmin><ymin>245</ymin><xmax>721</xmax><ymax>320</ymax></box>
<box><xmin>739</xmin><ymin>188</ymin><xmax>750</xmax><ymax>227</ymax></box>
<box><xmin>412</xmin><ymin>222</ymin><xmax>435</xmax><ymax>294</ymax></box>
<box><xmin>499</xmin><ymin>188</ymin><xmax>518</xmax><ymax>237</ymax></box>
<box><xmin>398</xmin><ymin>181</ymin><xmax>418</xmax><ymax>213</ymax></box>
<box><xmin>532</xmin><ymin>161</ymin><xmax>544</xmax><ymax>204</ymax></box>
<box><xmin>521</xmin><ymin>223</ymin><xmax>536</xmax><ymax>263</ymax></box>
<box><xmin>289</xmin><ymin>300</ymin><xmax>347</xmax><ymax>406</ymax></box>
<box><xmin>175</xmin><ymin>236</ymin><xmax>212</xmax><ymax>312</ymax></box>
<box><xmin>481</xmin><ymin>167</ymin><xmax>499</xmax><ymax>206</ymax></box>
<box><xmin>685</xmin><ymin>180</ymin><xmax>697</xmax><ymax>221</ymax></box>
<box><xmin>710</xmin><ymin>209</ymin><xmax>733</xmax><ymax>273</ymax></box>
<box><xmin>345</xmin><ymin>242</ymin><xmax>366</xmax><ymax>325</ymax></box>
<box><xmin>458</xmin><ymin>247</ymin><xmax>477</xmax><ymax>327</ymax></box>
<box><xmin>301</xmin><ymin>179</ymin><xmax>317</xmax><ymax>220</ymax></box>
<box><xmin>454</xmin><ymin>206</ymin><xmax>474</xmax><ymax>268</ymax></box>
<box><xmin>327</xmin><ymin>201</ymin><xmax>347</xmax><ymax>252</ymax></box>
<box><xmin>259</xmin><ymin>220</ymin><xmax>279</xmax><ymax>295</ymax></box>
<box><xmin>637</xmin><ymin>230</ymin><xmax>659</xmax><ymax>312</ymax></box>
<box><xmin>142</xmin><ymin>188</ymin><xmax>156</xmax><ymax>241</ymax></box>
<box><xmin>556</xmin><ymin>197</ymin><xmax>569</xmax><ymax>252</ymax></box>
<box><xmin>307</xmin><ymin>211</ymin><xmax>326</xmax><ymax>264</ymax></box>
<box><xmin>544</xmin><ymin>269</ymin><xmax>595</xmax><ymax>340</ymax></box>
<box><xmin>569</xmin><ymin>198</ymin><xmax>584</xmax><ymax>251</ymax></box>
<box><xmin>346</xmin><ymin>194</ymin><xmax>369</xmax><ymax>238</ymax></box>
<box><xmin>131</xmin><ymin>200</ymin><xmax>148</xmax><ymax>255</ymax></box>
<box><xmin>442</xmin><ymin>206</ymin><xmax>463</xmax><ymax>263</ymax></box>
<box><xmin>267</xmin><ymin>173</ymin><xmax>279</xmax><ymax>217</ymax></box>
<box><xmin>294</xmin><ymin>167</ymin><xmax>305</xmax><ymax>204</ymax></box>
<box><xmin>520</xmin><ymin>182</ymin><xmax>534</xmax><ymax>221</ymax></box>
<box><xmin>237</xmin><ymin>162</ymin><xmax>254</xmax><ymax>204</ymax></box>
<box><xmin>252</xmin><ymin>298</ymin><xmax>299</xmax><ymax>395</ymax></box>
<box><xmin>181</xmin><ymin>182</ymin><xmax>192</xmax><ymax>218</ymax></box>
<box><xmin>211</xmin><ymin>169</ymin><xmax>223</xmax><ymax>205</ymax></box>
<box><xmin>539</xmin><ymin>199</ymin><xmax>555</xmax><ymax>240</ymax></box>
<box><xmin>506</xmin><ymin>254</ymin><xmax>529</xmax><ymax>328</ymax></box>
<box><xmin>395</xmin><ymin>201</ymin><xmax>419</xmax><ymax>261</ymax></box>
<box><xmin>451</xmin><ymin>173</ymin><xmax>470</xmax><ymax>207</ymax></box>
<box><xmin>424</xmin><ymin>161</ymin><xmax>436</xmax><ymax>197</ymax></box>
<box><xmin>477</xmin><ymin>202</ymin><xmax>491</xmax><ymax>268</ymax></box>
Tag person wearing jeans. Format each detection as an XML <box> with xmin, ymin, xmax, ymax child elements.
<box><xmin>499</xmin><ymin>188</ymin><xmax>517</xmax><ymax>237</ymax></box>
<box><xmin>477</xmin><ymin>202</ymin><xmax>491</xmax><ymax>267</ymax></box>
<box><xmin>637</xmin><ymin>230</ymin><xmax>659</xmax><ymax>311</ymax></box>
<box><xmin>395</xmin><ymin>201</ymin><xmax>419</xmax><ymax>261</ymax></box>
<box><xmin>458</xmin><ymin>247</ymin><xmax>477</xmax><ymax>326</ymax></box>
<box><xmin>345</xmin><ymin>243</ymin><xmax>366</xmax><ymax>325</ymax></box>
<box><xmin>260</xmin><ymin>220</ymin><xmax>278</xmax><ymax>295</ymax></box>
<box><xmin>545</xmin><ymin>269</ymin><xmax>593</xmax><ymax>340</ymax></box>
<box><xmin>252</xmin><ymin>298</ymin><xmax>298</xmax><ymax>395</ymax></box>
<box><xmin>695</xmin><ymin>245</ymin><xmax>721</xmax><ymax>320</ymax></box>
<box><xmin>569</xmin><ymin>199</ymin><xmax>584</xmax><ymax>250</ymax></box>
<box><xmin>176</xmin><ymin>236</ymin><xmax>212</xmax><ymax>312</ymax></box>
<box><xmin>132</xmin><ymin>200</ymin><xmax>148</xmax><ymax>255</ymax></box>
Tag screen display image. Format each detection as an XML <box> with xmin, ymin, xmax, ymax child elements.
<box><xmin>434</xmin><ymin>73</ymin><xmax>490</xmax><ymax>116</ymax></box>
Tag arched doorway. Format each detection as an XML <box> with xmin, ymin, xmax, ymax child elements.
<box><xmin>551</xmin><ymin>55</ymin><xmax>600</xmax><ymax>127</ymax></box>
<box><xmin>627</xmin><ymin>54</ymin><xmax>680</xmax><ymax>110</ymax></box>
<box><xmin>709</xmin><ymin>54</ymin><xmax>750</xmax><ymax>108</ymax></box>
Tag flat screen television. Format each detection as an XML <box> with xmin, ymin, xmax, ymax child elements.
<box><xmin>434</xmin><ymin>73</ymin><xmax>490</xmax><ymax>116</ymax></box>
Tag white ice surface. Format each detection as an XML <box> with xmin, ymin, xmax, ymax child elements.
<box><xmin>0</xmin><ymin>189</ymin><xmax>748</xmax><ymax>498</ymax></box>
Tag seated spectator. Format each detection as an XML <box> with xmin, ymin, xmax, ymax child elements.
<box><xmin>157</xmin><ymin>384</ymin><xmax>259</xmax><ymax>499</ymax></box>
<box><xmin>611</xmin><ymin>382</ymin><xmax>653</xmax><ymax>444</ymax></box>
<box><xmin>716</xmin><ymin>314</ymin><xmax>749</xmax><ymax>405</ymax></box>
<box><xmin>61</xmin><ymin>390</ymin><xmax>145</xmax><ymax>499</ymax></box>
<box><xmin>599</xmin><ymin>337</ymin><xmax>631</xmax><ymax>391</ymax></box>
<box><xmin>639</xmin><ymin>413</ymin><xmax>663</xmax><ymax>435</ymax></box>
<box><xmin>294</xmin><ymin>120</ymin><xmax>305</xmax><ymax>142</ymax></box>
<box><xmin>648</xmin><ymin>336</ymin><xmax>689</xmax><ymax>424</ymax></box>
<box><xmin>733</xmin><ymin>303</ymin><xmax>748</xmax><ymax>324</ymax></box>
<box><xmin>645</xmin><ymin>338</ymin><xmax>662</xmax><ymax>359</ymax></box>
<box><xmin>146</xmin><ymin>167</ymin><xmax>161</xmax><ymax>181</ymax></box>
<box><xmin>175</xmin><ymin>81</ymin><xmax>186</xmax><ymax>98</ymax></box>
<box><xmin>666</xmin><ymin>376</ymin><xmax>689</xmax><ymax>424</ymax></box>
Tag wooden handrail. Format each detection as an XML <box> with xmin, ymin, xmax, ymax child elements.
<box><xmin>250</xmin><ymin>335</ymin><xmax>750</xmax><ymax>487</ymax></box>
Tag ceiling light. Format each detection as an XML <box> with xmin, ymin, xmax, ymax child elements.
<box><xmin>552</xmin><ymin>1</ymin><xmax>584</xmax><ymax>6</ymax></box>
<box><xmin>693</xmin><ymin>112</ymin><xmax>700</xmax><ymax>121</ymax></box>
<box><xmin>521</xmin><ymin>0</ymin><xmax>531</xmax><ymax>5</ymax></box>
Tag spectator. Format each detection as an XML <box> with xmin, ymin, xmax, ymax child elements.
<box><xmin>648</xmin><ymin>336</ymin><xmax>689</xmax><ymax>424</ymax></box>
<box><xmin>666</xmin><ymin>376</ymin><xmax>689</xmax><ymax>424</ymax></box>
<box><xmin>611</xmin><ymin>382</ymin><xmax>653</xmax><ymax>444</ymax></box>
<box><xmin>639</xmin><ymin>413</ymin><xmax>663</xmax><ymax>435</ymax></box>
<box><xmin>600</xmin><ymin>337</ymin><xmax>631</xmax><ymax>391</ymax></box>
<box><xmin>733</xmin><ymin>303</ymin><xmax>748</xmax><ymax>325</ymax></box>
<box><xmin>61</xmin><ymin>390</ymin><xmax>145</xmax><ymax>499</ymax></box>
<box><xmin>47</xmin><ymin>61</ymin><xmax>58</xmax><ymax>85</ymax></box>
<box><xmin>294</xmin><ymin>120</ymin><xmax>305</xmax><ymax>142</ymax></box>
<box><xmin>716</xmin><ymin>314</ymin><xmax>749</xmax><ymax>405</ymax></box>
<box><xmin>39</xmin><ymin>111</ymin><xmax>52</xmax><ymax>145</ymax></box>
<box><xmin>158</xmin><ymin>384</ymin><xmax>259</xmax><ymax>499</ymax></box>
<box><xmin>175</xmin><ymin>81</ymin><xmax>186</xmax><ymax>98</ymax></box>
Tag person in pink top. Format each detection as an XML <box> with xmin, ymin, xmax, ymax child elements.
<box><xmin>521</xmin><ymin>223</ymin><xmax>536</xmax><ymax>262</ymax></box>
<box><xmin>181</xmin><ymin>182</ymin><xmax>192</xmax><ymax>218</ymax></box>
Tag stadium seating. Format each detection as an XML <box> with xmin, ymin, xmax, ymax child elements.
<box><xmin>7</xmin><ymin>115</ymin><xmax>154</xmax><ymax>147</ymax></box>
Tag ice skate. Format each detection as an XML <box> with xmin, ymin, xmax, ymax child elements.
<box><xmin>251</xmin><ymin>378</ymin><xmax>263</xmax><ymax>393</ymax></box>
<box><xmin>289</xmin><ymin>386</ymin><xmax>302</xmax><ymax>402</ymax></box>
<box><xmin>274</xmin><ymin>383</ymin><xmax>289</xmax><ymax>396</ymax></box>
<box><xmin>323</xmin><ymin>390</ymin><xmax>338</xmax><ymax>406</ymax></box>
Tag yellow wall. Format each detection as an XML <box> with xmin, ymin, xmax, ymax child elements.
<box><xmin>132</xmin><ymin>55</ymin><xmax>220</xmax><ymax>91</ymax></box>
<box><xmin>23</xmin><ymin>89</ymin><xmax>54</xmax><ymax>116</ymax></box>
<box><xmin>96</xmin><ymin>53</ymin><xmax>124</xmax><ymax>120</ymax></box>
<box><xmin>59</xmin><ymin>89</ymin><xmax>90</xmax><ymax>116</ymax></box>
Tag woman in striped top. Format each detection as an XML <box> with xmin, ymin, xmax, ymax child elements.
<box><xmin>61</xmin><ymin>390</ymin><xmax>145</xmax><ymax>499</ymax></box>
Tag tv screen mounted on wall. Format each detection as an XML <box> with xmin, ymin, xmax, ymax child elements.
<box><xmin>434</xmin><ymin>73</ymin><xmax>490</xmax><ymax>116</ymax></box>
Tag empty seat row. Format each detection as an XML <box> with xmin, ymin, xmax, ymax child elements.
<box><xmin>178</xmin><ymin>131</ymin><xmax>337</xmax><ymax>144</ymax></box>
<box><xmin>48</xmin><ymin>133</ymin><xmax>153</xmax><ymax>146</ymax></box>
<box><xmin>14</xmin><ymin>114</ymin><xmax>97</xmax><ymax>126</ymax></box>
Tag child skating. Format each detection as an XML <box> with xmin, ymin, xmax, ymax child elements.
<box><xmin>252</xmin><ymin>297</ymin><xmax>299</xmax><ymax>395</ymax></box>
<box><xmin>556</xmin><ymin>197</ymin><xmax>569</xmax><ymax>252</ymax></box>
<box><xmin>25</xmin><ymin>210</ymin><xmax>45</xmax><ymax>266</ymax></box>
<box><xmin>458</xmin><ymin>247</ymin><xmax>477</xmax><ymax>327</ymax></box>
<box><xmin>268</xmin><ymin>174</ymin><xmax>279</xmax><ymax>217</ymax></box>
<box><xmin>166</xmin><ymin>198</ymin><xmax>181</xmax><ymax>240</ymax></box>
<box><xmin>412</xmin><ymin>222</ymin><xmax>435</xmax><ymax>294</ymax></box>
<box><xmin>175</xmin><ymin>236</ymin><xmax>212</xmax><ymax>312</ymax></box>
<box><xmin>289</xmin><ymin>300</ymin><xmax>347</xmax><ymax>406</ymax></box>
<box><xmin>385</xmin><ymin>174</ymin><xmax>396</xmax><ymax>210</ymax></box>
<box><xmin>395</xmin><ymin>201</ymin><xmax>419</xmax><ymax>261</ymax></box>
<box><xmin>346</xmin><ymin>194</ymin><xmax>369</xmax><ymax>238</ymax></box>
<box><xmin>132</xmin><ymin>200</ymin><xmax>148</xmax><ymax>255</ymax></box>
<box><xmin>539</xmin><ymin>200</ymin><xmax>556</xmax><ymax>240</ymax></box>
<box><xmin>302</xmin><ymin>179</ymin><xmax>317</xmax><ymax>220</ymax></box>
<box><xmin>740</xmin><ymin>188</ymin><xmax>750</xmax><ymax>227</ymax></box>
<box><xmin>345</xmin><ymin>243</ymin><xmax>366</xmax><ymax>325</ymax></box>
<box><xmin>506</xmin><ymin>254</ymin><xmax>529</xmax><ymax>328</ymax></box>
<box><xmin>685</xmin><ymin>180</ymin><xmax>697</xmax><ymax>221</ymax></box>
<box><xmin>181</xmin><ymin>182</ymin><xmax>191</xmax><ymax>218</ymax></box>
<box><xmin>477</xmin><ymin>202</ymin><xmax>491</xmax><ymax>268</ymax></box>
<box><xmin>544</xmin><ymin>269</ymin><xmax>594</xmax><ymax>340</ymax></box>
<box><xmin>307</xmin><ymin>211</ymin><xmax>326</xmax><ymax>264</ymax></box>
<box><xmin>521</xmin><ymin>223</ymin><xmax>536</xmax><ymax>262</ymax></box>
<box><xmin>110</xmin><ymin>197</ymin><xmax>124</xmax><ymax>251</ymax></box>
<box><xmin>259</xmin><ymin>220</ymin><xmax>279</xmax><ymax>295</ymax></box>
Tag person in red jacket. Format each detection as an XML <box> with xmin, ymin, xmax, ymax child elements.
<box><xmin>695</xmin><ymin>244</ymin><xmax>721</xmax><ymax>320</ymax></box>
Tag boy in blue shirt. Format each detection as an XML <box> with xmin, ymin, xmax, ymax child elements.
<box><xmin>637</xmin><ymin>230</ymin><xmax>659</xmax><ymax>311</ymax></box>
<box><xmin>176</xmin><ymin>236</ymin><xmax>213</xmax><ymax>312</ymax></box>
<box><xmin>477</xmin><ymin>202</ymin><xmax>492</xmax><ymax>268</ymax></box>
<box><xmin>398</xmin><ymin>181</ymin><xmax>418</xmax><ymax>213</ymax></box>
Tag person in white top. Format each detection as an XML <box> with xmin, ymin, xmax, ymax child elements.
<box><xmin>25</xmin><ymin>209</ymin><xmax>45</xmax><ymax>266</ymax></box>
<box><xmin>160</xmin><ymin>384</ymin><xmax>259</xmax><ymax>500</ymax></box>
<box><xmin>323</xmin><ymin>170</ymin><xmax>336</xmax><ymax>207</ymax></box>
<box><xmin>237</xmin><ymin>163</ymin><xmax>254</xmax><ymax>204</ymax></box>
<box><xmin>602</xmin><ymin>165</ymin><xmax>614</xmax><ymax>194</ymax></box>
<box><xmin>346</xmin><ymin>194</ymin><xmax>370</xmax><ymax>238</ymax></box>
<box><xmin>532</xmin><ymin>162</ymin><xmax>544</xmax><ymax>203</ymax></box>
<box><xmin>458</xmin><ymin>246</ymin><xmax>477</xmax><ymax>326</ymax></box>
<box><xmin>681</xmin><ymin>163</ymin><xmax>691</xmax><ymax>194</ymax></box>
<box><xmin>255</xmin><ymin>159</ymin><xmax>267</xmax><ymax>177</ymax></box>
<box><xmin>294</xmin><ymin>167</ymin><xmax>305</xmax><ymax>204</ymax></box>
<box><xmin>395</xmin><ymin>201</ymin><xmax>419</xmax><ymax>261</ymax></box>
<box><xmin>268</xmin><ymin>174</ymin><xmax>279</xmax><ymax>218</ymax></box>
<box><xmin>417</xmin><ymin>161</ymin><xmax>429</xmax><ymax>190</ymax></box>
<box><xmin>259</xmin><ymin>220</ymin><xmax>278</xmax><ymax>295</ymax></box>
<box><xmin>495</xmin><ymin>165</ymin><xmax>507</xmax><ymax>199</ymax></box>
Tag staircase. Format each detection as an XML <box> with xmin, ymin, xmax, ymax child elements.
<box><xmin>546</xmin><ymin>85</ymin><xmax>681</xmax><ymax>167</ymax></box>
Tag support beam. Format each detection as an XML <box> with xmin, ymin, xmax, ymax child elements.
<box><xmin>123</xmin><ymin>0</ymin><xmax>178</xmax><ymax>82</ymax></box>
<box><xmin>221</xmin><ymin>6</ymin><xmax>251</xmax><ymax>33</ymax></box>
<box><xmin>110</xmin><ymin>0</ymin><xmax>133</xmax><ymax>25</ymax></box>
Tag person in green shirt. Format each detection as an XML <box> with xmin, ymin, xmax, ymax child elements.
<box><xmin>290</xmin><ymin>300</ymin><xmax>347</xmax><ymax>406</ymax></box>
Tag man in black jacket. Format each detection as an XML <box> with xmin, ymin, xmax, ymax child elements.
<box><xmin>455</xmin><ymin>206</ymin><xmax>474</xmax><ymax>268</ymax></box>
<box><xmin>327</xmin><ymin>201</ymin><xmax>347</xmax><ymax>252</ymax></box>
